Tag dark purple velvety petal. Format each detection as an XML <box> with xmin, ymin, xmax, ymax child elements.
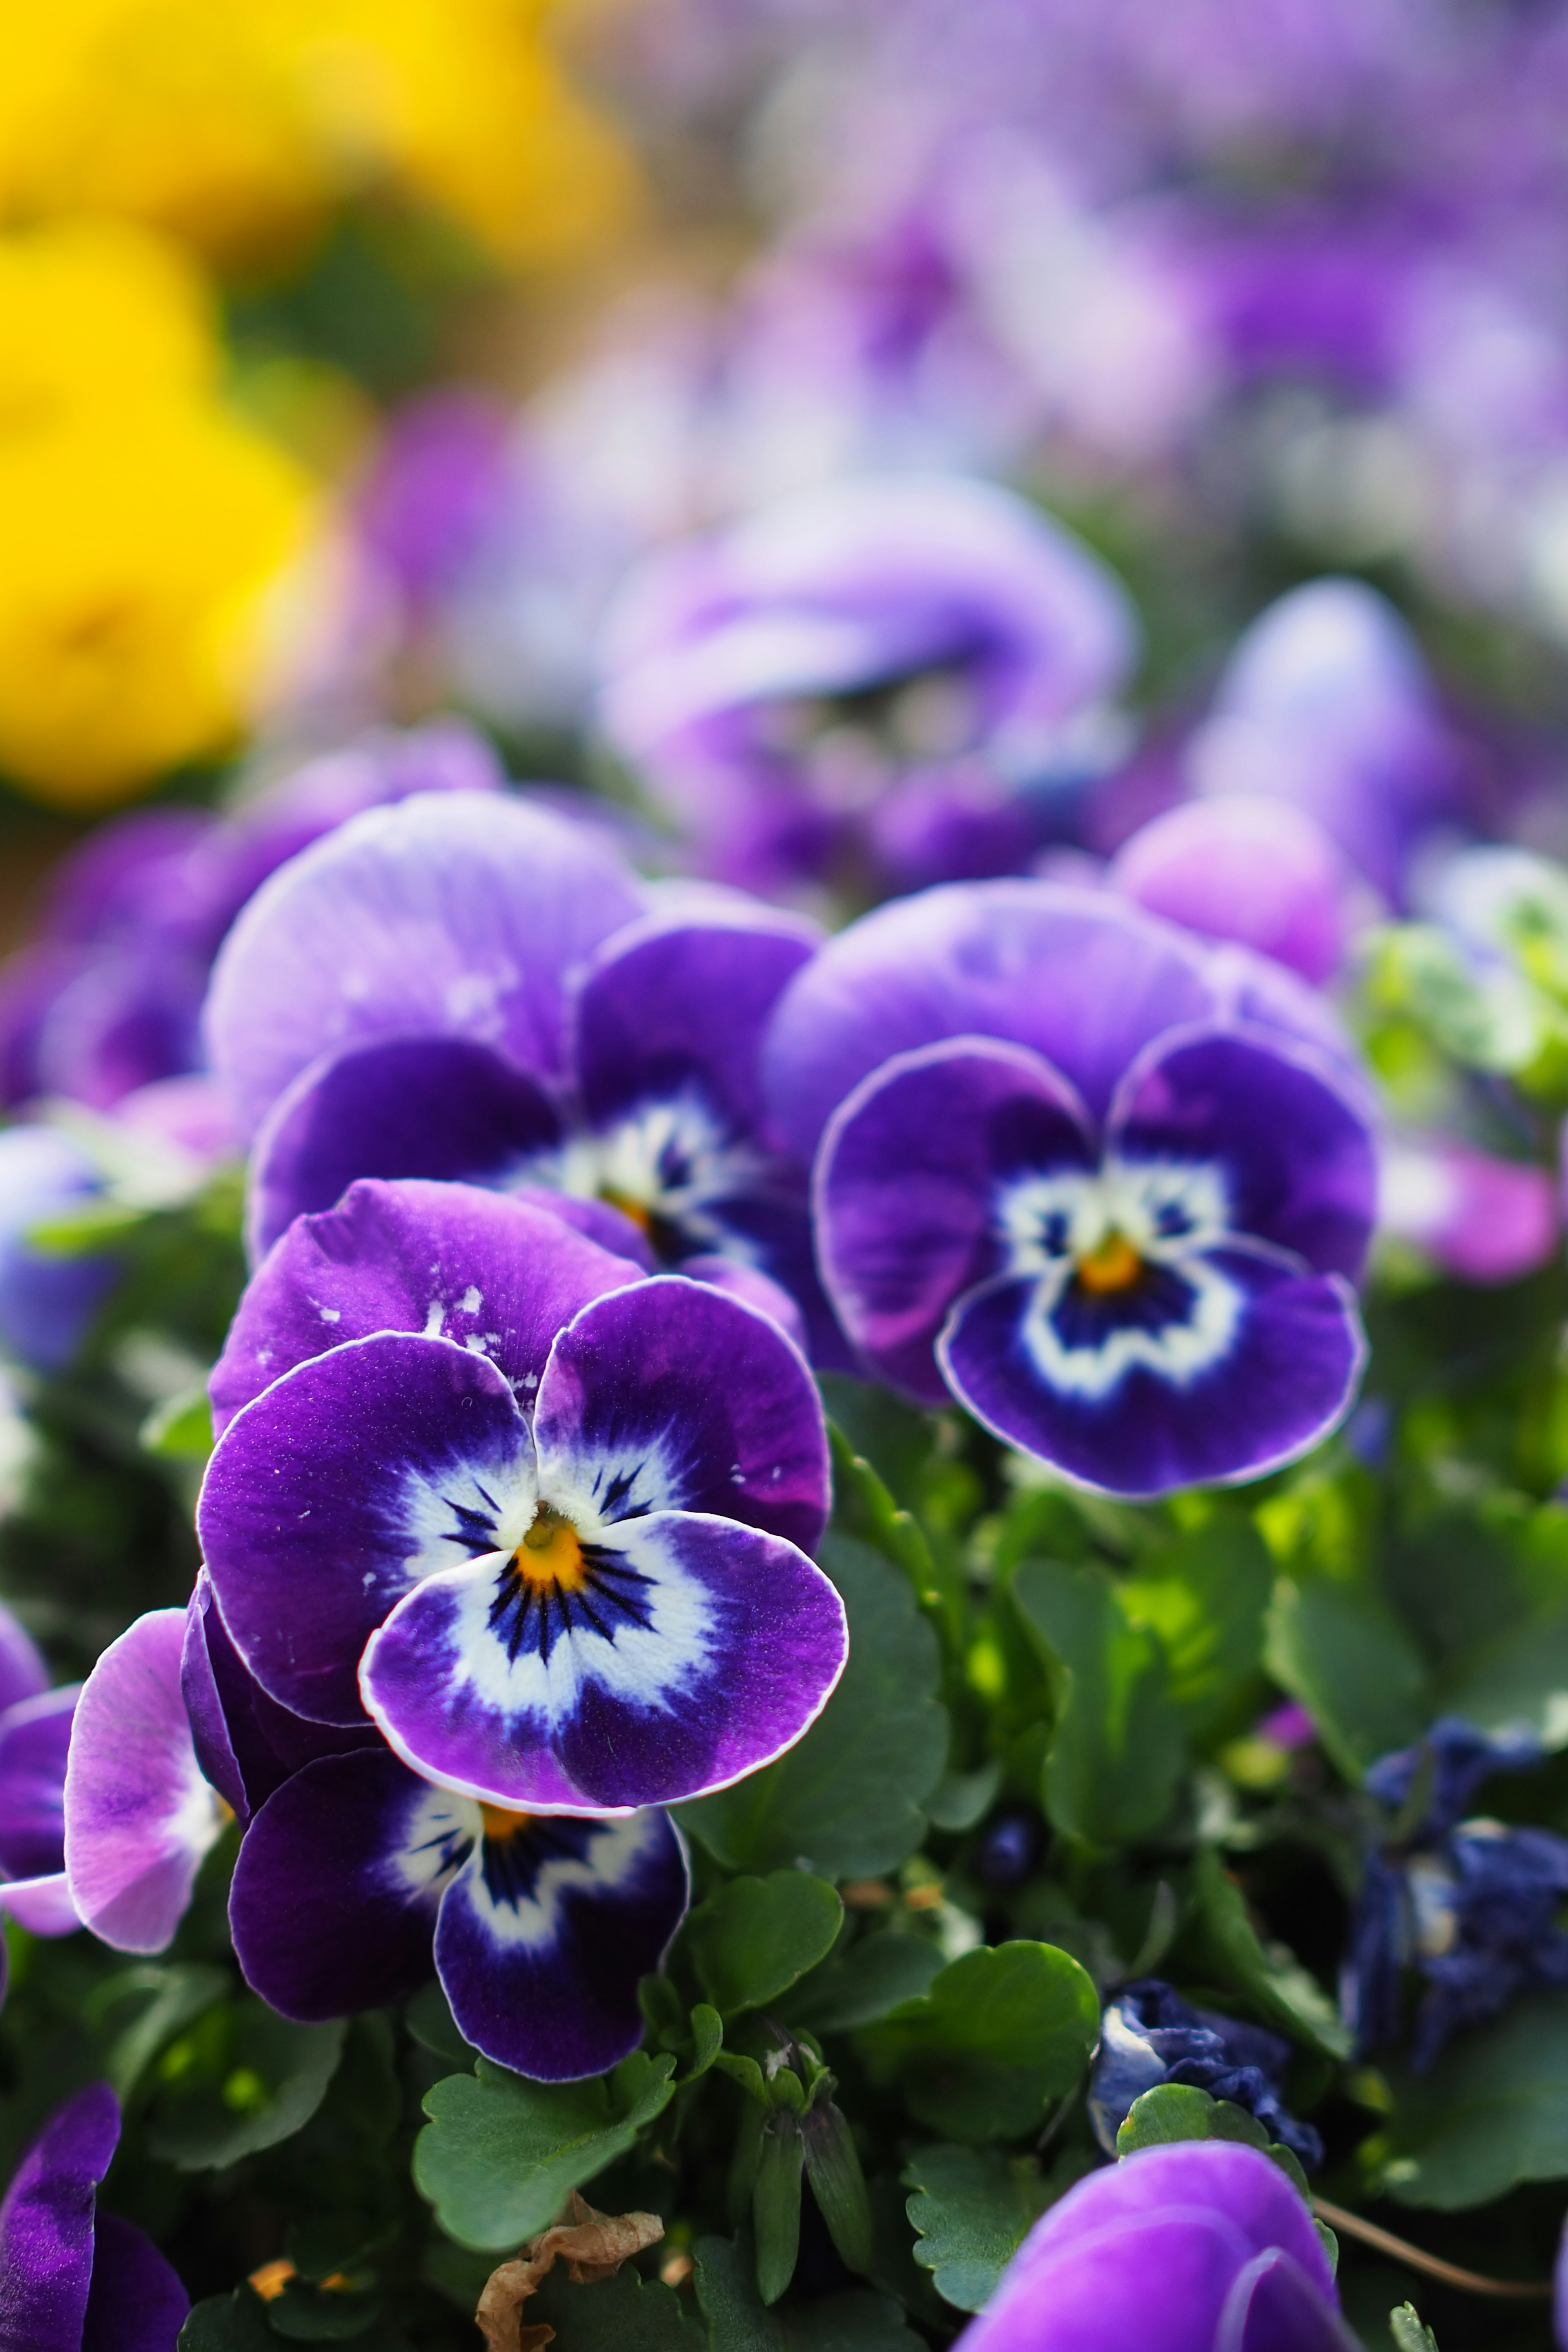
<box><xmin>436</xmin><ymin>1809</ymin><xmax>688</xmax><ymax>2081</ymax></box>
<box><xmin>533</xmin><ymin>1276</ymin><xmax>829</xmax><ymax>1549</ymax></box>
<box><xmin>572</xmin><ymin>908</ymin><xmax>820</xmax><ymax>1138</ymax></box>
<box><xmin>0</xmin><ymin>1686</ymin><xmax>77</xmax><ymax>1881</ymax></box>
<box><xmin>1218</xmin><ymin>2249</ymin><xmax>1359</xmax><ymax>2352</ymax></box>
<box><xmin>961</xmin><ymin>2209</ymin><xmax>1247</xmax><ymax>2352</ymax></box>
<box><xmin>508</xmin><ymin>1185</ymin><xmax>658</xmax><ymax>1270</ymax></box>
<box><xmin>360</xmin><ymin>1511</ymin><xmax>848</xmax><ymax>1812</ymax></box>
<box><xmin>182</xmin><ymin>1573</ymin><xmax>284</xmax><ymax>1824</ymax></box>
<box><xmin>0</xmin><ymin>1602</ymin><xmax>48</xmax><ymax>1719</ymax></box>
<box><xmin>82</xmin><ymin>2209</ymin><xmax>188</xmax><ymax>2352</ymax></box>
<box><xmin>63</xmin><ymin>1613</ymin><xmax>226</xmax><ymax>1954</ymax></box>
<box><xmin>1109</xmin><ymin>1025</ymin><xmax>1378</xmax><ymax>1278</ymax></box>
<box><xmin>247</xmin><ymin>1036</ymin><xmax>564</xmax><ymax>1261</ymax></box>
<box><xmin>200</xmin><ymin>1334</ymin><xmax>537</xmax><ymax>1726</ymax></box>
<box><xmin>0</xmin><ymin>2080</ymin><xmax>119</xmax><ymax>2352</ymax></box>
<box><xmin>940</xmin><ymin>1247</ymin><xmax>1366</xmax><ymax>1499</ymax></box>
<box><xmin>209</xmin><ymin>1179</ymin><xmax>641</xmax><ymax>1437</ymax></box>
<box><xmin>815</xmin><ymin>1040</ymin><xmax>1096</xmax><ymax>1404</ymax></box>
<box><xmin>205</xmin><ymin>791</ymin><xmax>647</xmax><ymax>1138</ymax></box>
<box><xmin>763</xmin><ymin>882</ymin><xmax>1216</xmax><ymax>1166</ymax></box>
<box><xmin>229</xmin><ymin>1750</ymin><xmax>457</xmax><ymax>2020</ymax></box>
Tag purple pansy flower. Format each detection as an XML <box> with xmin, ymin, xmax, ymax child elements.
<box><xmin>1107</xmin><ymin>794</ymin><xmax>1364</xmax><ymax>987</ymax></box>
<box><xmin>196</xmin><ymin>1180</ymin><xmax>846</xmax><ymax>1814</ymax></box>
<box><xmin>0</xmin><ymin>2082</ymin><xmax>187</xmax><ymax>2351</ymax></box>
<box><xmin>204</xmin><ymin>787</ymin><xmax>840</xmax><ymax>1356</ymax></box>
<box><xmin>596</xmin><ymin>472</ymin><xmax>1138</xmax><ymax>898</ymax></box>
<box><xmin>0</xmin><ymin>1600</ymin><xmax>84</xmax><ymax>1951</ymax></box>
<box><xmin>769</xmin><ymin>882</ymin><xmax>1374</xmax><ymax>1497</ymax></box>
<box><xmin>1087</xmin><ymin>1981</ymin><xmax>1321</xmax><ymax>2168</ymax></box>
<box><xmin>1379</xmin><ymin>1133</ymin><xmax>1560</xmax><ymax>1286</ymax></box>
<box><xmin>958</xmin><ymin>2140</ymin><xmax>1354</xmax><ymax>2352</ymax></box>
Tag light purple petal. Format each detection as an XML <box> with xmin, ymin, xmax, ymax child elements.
<box><xmin>940</xmin><ymin>1247</ymin><xmax>1367</xmax><ymax>1499</ymax></box>
<box><xmin>0</xmin><ymin>1685</ymin><xmax>78</xmax><ymax>1881</ymax></box>
<box><xmin>1108</xmin><ymin>1025</ymin><xmax>1378</xmax><ymax>1278</ymax></box>
<box><xmin>209</xmin><ymin>1178</ymin><xmax>640</xmax><ymax>1436</ymax></box>
<box><xmin>815</xmin><ymin>1038</ymin><xmax>1096</xmax><ymax>1403</ymax></box>
<box><xmin>1382</xmin><ymin>1136</ymin><xmax>1560</xmax><ymax>1284</ymax></box>
<box><xmin>507</xmin><ymin>1184</ymin><xmax>658</xmax><ymax>1270</ymax></box>
<box><xmin>1218</xmin><ymin>2248</ymin><xmax>1359</xmax><ymax>2352</ymax></box>
<box><xmin>436</xmin><ymin>1807</ymin><xmax>688</xmax><ymax>2081</ymax></box>
<box><xmin>204</xmin><ymin>790</ymin><xmax>647</xmax><ymax>1137</ymax></box>
<box><xmin>360</xmin><ymin>1510</ymin><xmax>847</xmax><ymax>1813</ymax></box>
<box><xmin>0</xmin><ymin>1873</ymin><xmax>78</xmax><ymax>1935</ymax></box>
<box><xmin>247</xmin><ymin>1035</ymin><xmax>564</xmax><ymax>1261</ymax></box>
<box><xmin>533</xmin><ymin>1275</ymin><xmax>830</xmax><ymax>1550</ymax></box>
<box><xmin>960</xmin><ymin>2209</ymin><xmax>1248</xmax><ymax>2352</ymax></box>
<box><xmin>763</xmin><ymin>882</ymin><xmax>1216</xmax><ymax>1166</ymax></box>
<box><xmin>63</xmin><ymin>1613</ymin><xmax>225</xmax><ymax>1954</ymax></box>
<box><xmin>0</xmin><ymin>2081</ymin><xmax>119</xmax><ymax>2352</ymax></box>
<box><xmin>0</xmin><ymin>1601</ymin><xmax>49</xmax><ymax>1718</ymax></box>
<box><xmin>1109</xmin><ymin>793</ymin><xmax>1359</xmax><ymax>985</ymax></box>
<box><xmin>82</xmin><ymin>2208</ymin><xmax>188</xmax><ymax>2352</ymax></box>
<box><xmin>679</xmin><ymin>1255</ymin><xmax>807</xmax><ymax>1352</ymax></box>
<box><xmin>200</xmin><ymin>1333</ymin><xmax>538</xmax><ymax>1726</ymax></box>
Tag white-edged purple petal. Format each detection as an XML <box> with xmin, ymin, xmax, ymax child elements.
<box><xmin>209</xmin><ymin>1178</ymin><xmax>641</xmax><ymax>1437</ymax></box>
<box><xmin>532</xmin><ymin>1275</ymin><xmax>830</xmax><ymax>1550</ymax></box>
<box><xmin>63</xmin><ymin>1613</ymin><xmax>227</xmax><ymax>1955</ymax></box>
<box><xmin>763</xmin><ymin>882</ymin><xmax>1216</xmax><ymax>1166</ymax></box>
<box><xmin>204</xmin><ymin>790</ymin><xmax>647</xmax><ymax>1138</ymax></box>
<box><xmin>0</xmin><ymin>1684</ymin><xmax>77</xmax><ymax>1882</ymax></box>
<box><xmin>940</xmin><ymin>1245</ymin><xmax>1367</xmax><ymax>1499</ymax></box>
<box><xmin>360</xmin><ymin>1510</ymin><xmax>848</xmax><ymax>1813</ymax></box>
<box><xmin>200</xmin><ymin>1334</ymin><xmax>539</xmax><ymax>1726</ymax></box>
<box><xmin>1107</xmin><ymin>1024</ymin><xmax>1379</xmax><ymax>1279</ymax></box>
<box><xmin>436</xmin><ymin>1806</ymin><xmax>689</xmax><ymax>2082</ymax></box>
<box><xmin>815</xmin><ymin>1038</ymin><xmax>1097</xmax><ymax>1402</ymax></box>
<box><xmin>0</xmin><ymin>1874</ymin><xmax>79</xmax><ymax>1936</ymax></box>
<box><xmin>246</xmin><ymin>1035</ymin><xmax>564</xmax><ymax>1261</ymax></box>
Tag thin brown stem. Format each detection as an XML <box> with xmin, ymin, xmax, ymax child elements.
<box><xmin>1312</xmin><ymin>2197</ymin><xmax>1551</xmax><ymax>2301</ymax></box>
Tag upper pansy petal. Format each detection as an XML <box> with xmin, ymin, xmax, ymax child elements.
<box><xmin>0</xmin><ymin>2081</ymin><xmax>120</xmax><ymax>2352</ymax></box>
<box><xmin>209</xmin><ymin>1179</ymin><xmax>641</xmax><ymax>1436</ymax></box>
<box><xmin>437</xmin><ymin>1808</ymin><xmax>689</xmax><ymax>2081</ymax></box>
<box><xmin>764</xmin><ymin>882</ymin><xmax>1217</xmax><ymax>1166</ymax></box>
<box><xmin>247</xmin><ymin>1035</ymin><xmax>564</xmax><ymax>1262</ymax></box>
<box><xmin>360</xmin><ymin>1510</ymin><xmax>847</xmax><ymax>1813</ymax></box>
<box><xmin>204</xmin><ymin>790</ymin><xmax>647</xmax><ymax>1137</ymax></box>
<box><xmin>1109</xmin><ymin>1025</ymin><xmax>1378</xmax><ymax>1278</ymax></box>
<box><xmin>532</xmin><ymin>1275</ymin><xmax>830</xmax><ymax>1549</ymax></box>
<box><xmin>507</xmin><ymin>1184</ymin><xmax>659</xmax><ymax>1271</ymax></box>
<box><xmin>940</xmin><ymin>1245</ymin><xmax>1366</xmax><ymax>1499</ymax></box>
<box><xmin>0</xmin><ymin>1685</ymin><xmax>78</xmax><ymax>1881</ymax></box>
<box><xmin>63</xmin><ymin>1613</ymin><xmax>227</xmax><ymax>1954</ymax></box>
<box><xmin>572</xmin><ymin>907</ymin><xmax>820</xmax><ymax>1138</ymax></box>
<box><xmin>815</xmin><ymin>1038</ymin><xmax>1096</xmax><ymax>1404</ymax></box>
<box><xmin>229</xmin><ymin>1749</ymin><xmax>461</xmax><ymax>2022</ymax></box>
<box><xmin>200</xmin><ymin>1334</ymin><xmax>538</xmax><ymax>1726</ymax></box>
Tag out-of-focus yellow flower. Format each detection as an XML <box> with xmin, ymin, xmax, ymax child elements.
<box><xmin>0</xmin><ymin>216</ymin><xmax>216</xmax><ymax>437</ymax></box>
<box><xmin>0</xmin><ymin>0</ymin><xmax>638</xmax><ymax>273</ymax></box>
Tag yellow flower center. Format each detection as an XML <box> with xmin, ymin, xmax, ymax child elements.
<box><xmin>1075</xmin><ymin>1232</ymin><xmax>1143</xmax><ymax>1293</ymax></box>
<box><xmin>479</xmin><ymin>1803</ymin><xmax>535</xmax><ymax>1844</ymax></box>
<box><xmin>514</xmin><ymin>1503</ymin><xmax>586</xmax><ymax>1591</ymax></box>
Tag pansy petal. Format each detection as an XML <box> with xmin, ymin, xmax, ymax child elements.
<box><xmin>764</xmin><ymin>882</ymin><xmax>1216</xmax><ymax>1165</ymax></box>
<box><xmin>816</xmin><ymin>1039</ymin><xmax>1096</xmax><ymax>1403</ymax></box>
<box><xmin>1218</xmin><ymin>2249</ymin><xmax>1359</xmax><ymax>2352</ymax></box>
<box><xmin>0</xmin><ymin>1600</ymin><xmax>48</xmax><ymax>1717</ymax></box>
<box><xmin>64</xmin><ymin>1613</ymin><xmax>226</xmax><ymax>1955</ymax></box>
<box><xmin>940</xmin><ymin>1246</ymin><xmax>1366</xmax><ymax>1499</ymax></box>
<box><xmin>0</xmin><ymin>1685</ymin><xmax>77</xmax><ymax>1880</ymax></box>
<box><xmin>679</xmin><ymin>1254</ymin><xmax>807</xmax><ymax>1352</ymax></box>
<box><xmin>0</xmin><ymin>2081</ymin><xmax>119</xmax><ymax>2352</ymax></box>
<box><xmin>0</xmin><ymin>1873</ymin><xmax>79</xmax><ymax>1936</ymax></box>
<box><xmin>200</xmin><ymin>1334</ymin><xmax>537</xmax><ymax>1726</ymax></box>
<box><xmin>360</xmin><ymin>1511</ymin><xmax>848</xmax><ymax>1813</ymax></box>
<box><xmin>573</xmin><ymin>908</ymin><xmax>820</xmax><ymax>1137</ymax></box>
<box><xmin>209</xmin><ymin>1178</ymin><xmax>640</xmax><ymax>1436</ymax></box>
<box><xmin>533</xmin><ymin>1276</ymin><xmax>829</xmax><ymax>1549</ymax></box>
<box><xmin>1109</xmin><ymin>1025</ymin><xmax>1377</xmax><ymax>1278</ymax></box>
<box><xmin>437</xmin><ymin>1809</ymin><xmax>688</xmax><ymax>2081</ymax></box>
<box><xmin>204</xmin><ymin>790</ymin><xmax>646</xmax><ymax>1137</ymax></box>
<box><xmin>508</xmin><ymin>1184</ymin><xmax>658</xmax><ymax>1270</ymax></box>
<box><xmin>247</xmin><ymin>1035</ymin><xmax>564</xmax><ymax>1261</ymax></box>
<box><xmin>82</xmin><ymin>2210</ymin><xmax>189</xmax><ymax>2352</ymax></box>
<box><xmin>182</xmin><ymin>1572</ymin><xmax>374</xmax><ymax>1825</ymax></box>
<box><xmin>966</xmin><ymin>2210</ymin><xmax>1249</xmax><ymax>2352</ymax></box>
<box><xmin>229</xmin><ymin>1751</ymin><xmax>465</xmax><ymax>2020</ymax></box>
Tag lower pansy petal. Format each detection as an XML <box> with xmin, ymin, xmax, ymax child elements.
<box><xmin>0</xmin><ymin>2082</ymin><xmax>120</xmax><ymax>2352</ymax></box>
<box><xmin>0</xmin><ymin>1685</ymin><xmax>77</xmax><ymax>1880</ymax></box>
<box><xmin>82</xmin><ymin>2209</ymin><xmax>189</xmax><ymax>2352</ymax></box>
<box><xmin>0</xmin><ymin>1874</ymin><xmax>78</xmax><ymax>1936</ymax></box>
<box><xmin>360</xmin><ymin>1511</ymin><xmax>847</xmax><ymax>1813</ymax></box>
<box><xmin>199</xmin><ymin>1333</ymin><xmax>537</xmax><ymax>1726</ymax></box>
<box><xmin>533</xmin><ymin>1276</ymin><xmax>830</xmax><ymax>1549</ymax></box>
<box><xmin>940</xmin><ymin>1245</ymin><xmax>1365</xmax><ymax>1498</ymax></box>
<box><xmin>436</xmin><ymin>1808</ymin><xmax>689</xmax><ymax>2080</ymax></box>
<box><xmin>229</xmin><ymin>1750</ymin><xmax>468</xmax><ymax>2020</ymax></box>
<box><xmin>816</xmin><ymin>1039</ymin><xmax>1096</xmax><ymax>1402</ymax></box>
<box><xmin>63</xmin><ymin>1613</ymin><xmax>227</xmax><ymax>1955</ymax></box>
<box><xmin>247</xmin><ymin>1035</ymin><xmax>565</xmax><ymax>1261</ymax></box>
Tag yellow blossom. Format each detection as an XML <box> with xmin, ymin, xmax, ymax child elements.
<box><xmin>0</xmin><ymin>216</ymin><xmax>216</xmax><ymax>439</ymax></box>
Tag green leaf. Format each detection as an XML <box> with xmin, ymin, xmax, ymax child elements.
<box><xmin>687</xmin><ymin>2004</ymin><xmax>724</xmax><ymax>2078</ymax></box>
<box><xmin>1263</xmin><ymin>1578</ymin><xmax>1428</xmax><ymax>1781</ymax></box>
<box><xmin>785</xmin><ymin>1934</ymin><xmax>944</xmax><ymax>2035</ymax></box>
<box><xmin>923</xmin><ymin>1762</ymin><xmax>1002</xmax><ymax>1833</ymax></box>
<box><xmin>265</xmin><ymin>2275</ymin><xmax>384</xmax><ymax>2341</ymax></box>
<box><xmin>1373</xmin><ymin>1990</ymin><xmax>1568</xmax><ymax>2207</ymax></box>
<box><xmin>1114</xmin><ymin>2084</ymin><xmax>1312</xmax><ymax>2201</ymax></box>
<box><xmin>693</xmin><ymin>2235</ymin><xmax>925</xmax><ymax>2350</ymax></box>
<box><xmin>1012</xmin><ymin>1559</ymin><xmax>1187</xmax><ymax>1848</ymax></box>
<box><xmin>404</xmin><ymin>1981</ymin><xmax>477</xmax><ymax>2069</ymax></box>
<box><xmin>85</xmin><ymin>1961</ymin><xmax>228</xmax><ymax>2106</ymax></box>
<box><xmin>1440</xmin><ymin>1602</ymin><xmax>1568</xmax><ymax>1750</ymax></box>
<box><xmin>824</xmin><ymin>1428</ymin><xmax>940</xmax><ymax>1601</ymax></box>
<box><xmin>145</xmin><ymin>2006</ymin><xmax>345</xmax><ymax>2171</ymax></box>
<box><xmin>755</xmin><ymin>2112</ymin><xmax>805</xmax><ymax>2303</ymax></box>
<box><xmin>688</xmin><ymin>1872</ymin><xmax>844</xmax><ymax>2015</ymax></box>
<box><xmin>413</xmin><ymin>2050</ymin><xmax>678</xmax><ymax>2251</ymax></box>
<box><xmin>178</xmin><ymin>2291</ymin><xmax>276</xmax><ymax>2349</ymax></box>
<box><xmin>1389</xmin><ymin>2305</ymin><xmax>1440</xmax><ymax>2352</ymax></box>
<box><xmin>857</xmin><ymin>1942</ymin><xmax>1098</xmax><ymax>2143</ymax></box>
<box><xmin>802</xmin><ymin>2101</ymin><xmax>873</xmax><ymax>2276</ymax></box>
<box><xmin>526</xmin><ymin>2262</ymin><xmax>700</xmax><ymax>2349</ymax></box>
<box><xmin>902</xmin><ymin>2144</ymin><xmax>1048</xmax><ymax>2312</ymax></box>
<box><xmin>140</xmin><ymin>1382</ymin><xmax>215</xmax><ymax>1461</ymax></box>
<box><xmin>1120</xmin><ymin>1519</ymin><xmax>1273</xmax><ymax>1741</ymax></box>
<box><xmin>679</xmin><ymin>1537</ymin><xmax>948</xmax><ymax>1880</ymax></box>
<box><xmin>1187</xmin><ymin>1847</ymin><xmax>1352</xmax><ymax>2059</ymax></box>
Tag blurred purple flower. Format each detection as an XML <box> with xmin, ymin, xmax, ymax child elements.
<box><xmin>1379</xmin><ymin>1133</ymin><xmax>1559</xmax><ymax>1285</ymax></box>
<box><xmin>1108</xmin><ymin>793</ymin><xmax>1363</xmax><ymax>985</ymax></box>
<box><xmin>0</xmin><ymin>2082</ymin><xmax>187</xmax><ymax>2350</ymax></box>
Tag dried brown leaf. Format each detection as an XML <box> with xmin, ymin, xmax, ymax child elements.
<box><xmin>475</xmin><ymin>2193</ymin><xmax>665</xmax><ymax>2352</ymax></box>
